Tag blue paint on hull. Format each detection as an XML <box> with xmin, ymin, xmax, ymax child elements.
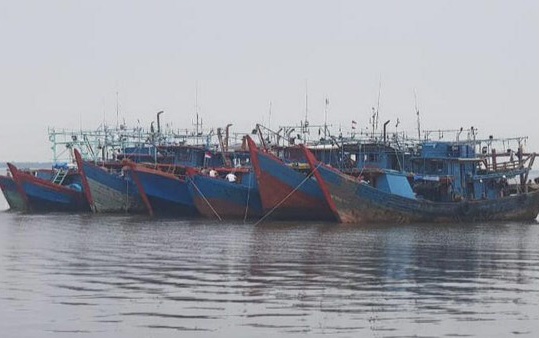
<box><xmin>21</xmin><ymin>179</ymin><xmax>88</xmax><ymax>213</ymax></box>
<box><xmin>188</xmin><ymin>173</ymin><xmax>262</xmax><ymax>219</ymax></box>
<box><xmin>258</xmin><ymin>154</ymin><xmax>326</xmax><ymax>199</ymax></box>
<box><xmin>317</xmin><ymin>164</ymin><xmax>539</xmax><ymax>223</ymax></box>
<box><xmin>134</xmin><ymin>170</ymin><xmax>198</xmax><ymax>216</ymax></box>
<box><xmin>82</xmin><ymin>161</ymin><xmax>145</xmax><ymax>213</ymax></box>
<box><xmin>0</xmin><ymin>175</ymin><xmax>25</xmax><ymax>211</ymax></box>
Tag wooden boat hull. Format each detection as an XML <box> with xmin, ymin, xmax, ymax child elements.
<box><xmin>7</xmin><ymin>163</ymin><xmax>89</xmax><ymax>213</ymax></box>
<box><xmin>304</xmin><ymin>148</ymin><xmax>539</xmax><ymax>223</ymax></box>
<box><xmin>247</xmin><ymin>137</ymin><xmax>335</xmax><ymax>221</ymax></box>
<box><xmin>75</xmin><ymin>150</ymin><xmax>146</xmax><ymax>213</ymax></box>
<box><xmin>128</xmin><ymin>165</ymin><xmax>198</xmax><ymax>216</ymax></box>
<box><xmin>0</xmin><ymin>174</ymin><xmax>25</xmax><ymax>211</ymax></box>
<box><xmin>187</xmin><ymin>173</ymin><xmax>262</xmax><ymax>220</ymax></box>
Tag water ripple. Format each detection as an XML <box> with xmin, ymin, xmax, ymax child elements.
<box><xmin>1</xmin><ymin>212</ymin><xmax>538</xmax><ymax>337</ymax></box>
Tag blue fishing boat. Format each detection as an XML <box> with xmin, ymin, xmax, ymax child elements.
<box><xmin>152</xmin><ymin>135</ymin><xmax>261</xmax><ymax>219</ymax></box>
<box><xmin>125</xmin><ymin>162</ymin><xmax>198</xmax><ymax>217</ymax></box>
<box><xmin>74</xmin><ymin>149</ymin><xmax>147</xmax><ymax>213</ymax></box>
<box><xmin>302</xmin><ymin>140</ymin><xmax>539</xmax><ymax>223</ymax></box>
<box><xmin>6</xmin><ymin>163</ymin><xmax>89</xmax><ymax>213</ymax></box>
<box><xmin>246</xmin><ymin>136</ymin><xmax>336</xmax><ymax>221</ymax></box>
<box><xmin>187</xmin><ymin>167</ymin><xmax>263</xmax><ymax>220</ymax></box>
<box><xmin>0</xmin><ymin>172</ymin><xmax>25</xmax><ymax>211</ymax></box>
<box><xmin>121</xmin><ymin>143</ymin><xmax>218</xmax><ymax>217</ymax></box>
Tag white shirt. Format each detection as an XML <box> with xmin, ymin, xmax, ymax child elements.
<box><xmin>225</xmin><ymin>173</ymin><xmax>237</xmax><ymax>183</ymax></box>
<box><xmin>209</xmin><ymin>169</ymin><xmax>218</xmax><ymax>178</ymax></box>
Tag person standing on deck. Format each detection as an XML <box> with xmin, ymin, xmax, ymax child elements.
<box><xmin>225</xmin><ymin>171</ymin><xmax>237</xmax><ymax>183</ymax></box>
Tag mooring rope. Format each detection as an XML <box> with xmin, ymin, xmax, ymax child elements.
<box><xmin>243</xmin><ymin>171</ymin><xmax>253</xmax><ymax>224</ymax></box>
<box><xmin>187</xmin><ymin>176</ymin><xmax>223</xmax><ymax>221</ymax></box>
<box><xmin>253</xmin><ymin>162</ymin><xmax>323</xmax><ymax>226</ymax></box>
<box><xmin>125</xmin><ymin>175</ymin><xmax>129</xmax><ymax>213</ymax></box>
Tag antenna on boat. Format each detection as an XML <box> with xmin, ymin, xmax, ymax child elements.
<box><xmin>193</xmin><ymin>82</ymin><xmax>203</xmax><ymax>144</ymax></box>
<box><xmin>304</xmin><ymin>80</ymin><xmax>309</xmax><ymax>142</ymax></box>
<box><xmin>195</xmin><ymin>84</ymin><xmax>199</xmax><ymax>138</ymax></box>
<box><xmin>324</xmin><ymin>96</ymin><xmax>329</xmax><ymax>139</ymax></box>
<box><xmin>370</xmin><ymin>78</ymin><xmax>381</xmax><ymax>139</ymax></box>
<box><xmin>370</xmin><ymin>108</ymin><xmax>376</xmax><ymax>139</ymax></box>
<box><xmin>414</xmin><ymin>89</ymin><xmax>421</xmax><ymax>140</ymax></box>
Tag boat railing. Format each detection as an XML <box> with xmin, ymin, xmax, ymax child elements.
<box><xmin>483</xmin><ymin>160</ymin><xmax>522</xmax><ymax>172</ymax></box>
<box><xmin>139</xmin><ymin>163</ymin><xmax>188</xmax><ymax>177</ymax></box>
<box><xmin>481</xmin><ymin>153</ymin><xmax>535</xmax><ymax>173</ymax></box>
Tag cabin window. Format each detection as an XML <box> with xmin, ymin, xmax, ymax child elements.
<box><xmin>426</xmin><ymin>161</ymin><xmax>444</xmax><ymax>173</ymax></box>
<box><xmin>286</xmin><ymin>149</ymin><xmax>303</xmax><ymax>162</ymax></box>
<box><xmin>367</xmin><ymin>154</ymin><xmax>379</xmax><ymax>162</ymax></box>
<box><xmin>177</xmin><ymin>149</ymin><xmax>191</xmax><ymax>162</ymax></box>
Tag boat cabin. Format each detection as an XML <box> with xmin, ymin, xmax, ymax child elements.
<box><xmin>411</xmin><ymin>141</ymin><xmax>533</xmax><ymax>202</ymax></box>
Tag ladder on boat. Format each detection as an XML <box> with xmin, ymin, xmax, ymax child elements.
<box><xmin>52</xmin><ymin>170</ymin><xmax>67</xmax><ymax>185</ymax></box>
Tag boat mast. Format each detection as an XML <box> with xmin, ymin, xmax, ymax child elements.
<box><xmin>324</xmin><ymin>96</ymin><xmax>329</xmax><ymax>139</ymax></box>
<box><xmin>195</xmin><ymin>85</ymin><xmax>199</xmax><ymax>140</ymax></box>
<box><xmin>193</xmin><ymin>83</ymin><xmax>203</xmax><ymax>145</ymax></box>
<box><xmin>371</xmin><ymin>79</ymin><xmax>381</xmax><ymax>139</ymax></box>
<box><xmin>304</xmin><ymin>80</ymin><xmax>309</xmax><ymax>142</ymax></box>
<box><xmin>414</xmin><ymin>89</ymin><xmax>421</xmax><ymax>141</ymax></box>
<box><xmin>371</xmin><ymin>107</ymin><xmax>377</xmax><ymax>140</ymax></box>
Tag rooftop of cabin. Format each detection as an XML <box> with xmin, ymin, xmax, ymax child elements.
<box><xmin>419</xmin><ymin>141</ymin><xmax>477</xmax><ymax>159</ymax></box>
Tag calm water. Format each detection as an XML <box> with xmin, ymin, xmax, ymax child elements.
<box><xmin>1</xmin><ymin>195</ymin><xmax>538</xmax><ymax>338</ymax></box>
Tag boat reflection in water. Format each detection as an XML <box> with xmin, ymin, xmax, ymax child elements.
<box><xmin>0</xmin><ymin>210</ymin><xmax>537</xmax><ymax>337</ymax></box>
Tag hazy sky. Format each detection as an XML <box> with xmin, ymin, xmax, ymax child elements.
<box><xmin>1</xmin><ymin>0</ymin><xmax>538</xmax><ymax>162</ymax></box>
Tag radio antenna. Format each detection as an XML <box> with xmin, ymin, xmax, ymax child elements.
<box><xmin>414</xmin><ymin>89</ymin><xmax>421</xmax><ymax>140</ymax></box>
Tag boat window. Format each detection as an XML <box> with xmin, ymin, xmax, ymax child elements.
<box><xmin>367</xmin><ymin>154</ymin><xmax>379</xmax><ymax>162</ymax></box>
<box><xmin>426</xmin><ymin>161</ymin><xmax>444</xmax><ymax>173</ymax></box>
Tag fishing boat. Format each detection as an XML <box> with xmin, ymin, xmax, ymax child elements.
<box><xmin>124</xmin><ymin>162</ymin><xmax>198</xmax><ymax>217</ymax></box>
<box><xmin>302</xmin><ymin>140</ymin><xmax>539</xmax><ymax>223</ymax></box>
<box><xmin>246</xmin><ymin>136</ymin><xmax>336</xmax><ymax>221</ymax></box>
<box><xmin>187</xmin><ymin>167</ymin><xmax>263</xmax><ymax>220</ymax></box>
<box><xmin>6</xmin><ymin>163</ymin><xmax>90</xmax><ymax>213</ymax></box>
<box><xmin>74</xmin><ymin>149</ymin><xmax>146</xmax><ymax>213</ymax></box>
<box><xmin>135</xmin><ymin>128</ymin><xmax>260</xmax><ymax>219</ymax></box>
<box><xmin>0</xmin><ymin>171</ymin><xmax>25</xmax><ymax>211</ymax></box>
<box><xmin>121</xmin><ymin>142</ymin><xmax>226</xmax><ymax>217</ymax></box>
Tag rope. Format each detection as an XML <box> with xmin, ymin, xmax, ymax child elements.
<box><xmin>125</xmin><ymin>175</ymin><xmax>129</xmax><ymax>213</ymax></box>
<box><xmin>253</xmin><ymin>162</ymin><xmax>323</xmax><ymax>226</ymax></box>
<box><xmin>243</xmin><ymin>171</ymin><xmax>253</xmax><ymax>223</ymax></box>
<box><xmin>187</xmin><ymin>176</ymin><xmax>223</xmax><ymax>221</ymax></box>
